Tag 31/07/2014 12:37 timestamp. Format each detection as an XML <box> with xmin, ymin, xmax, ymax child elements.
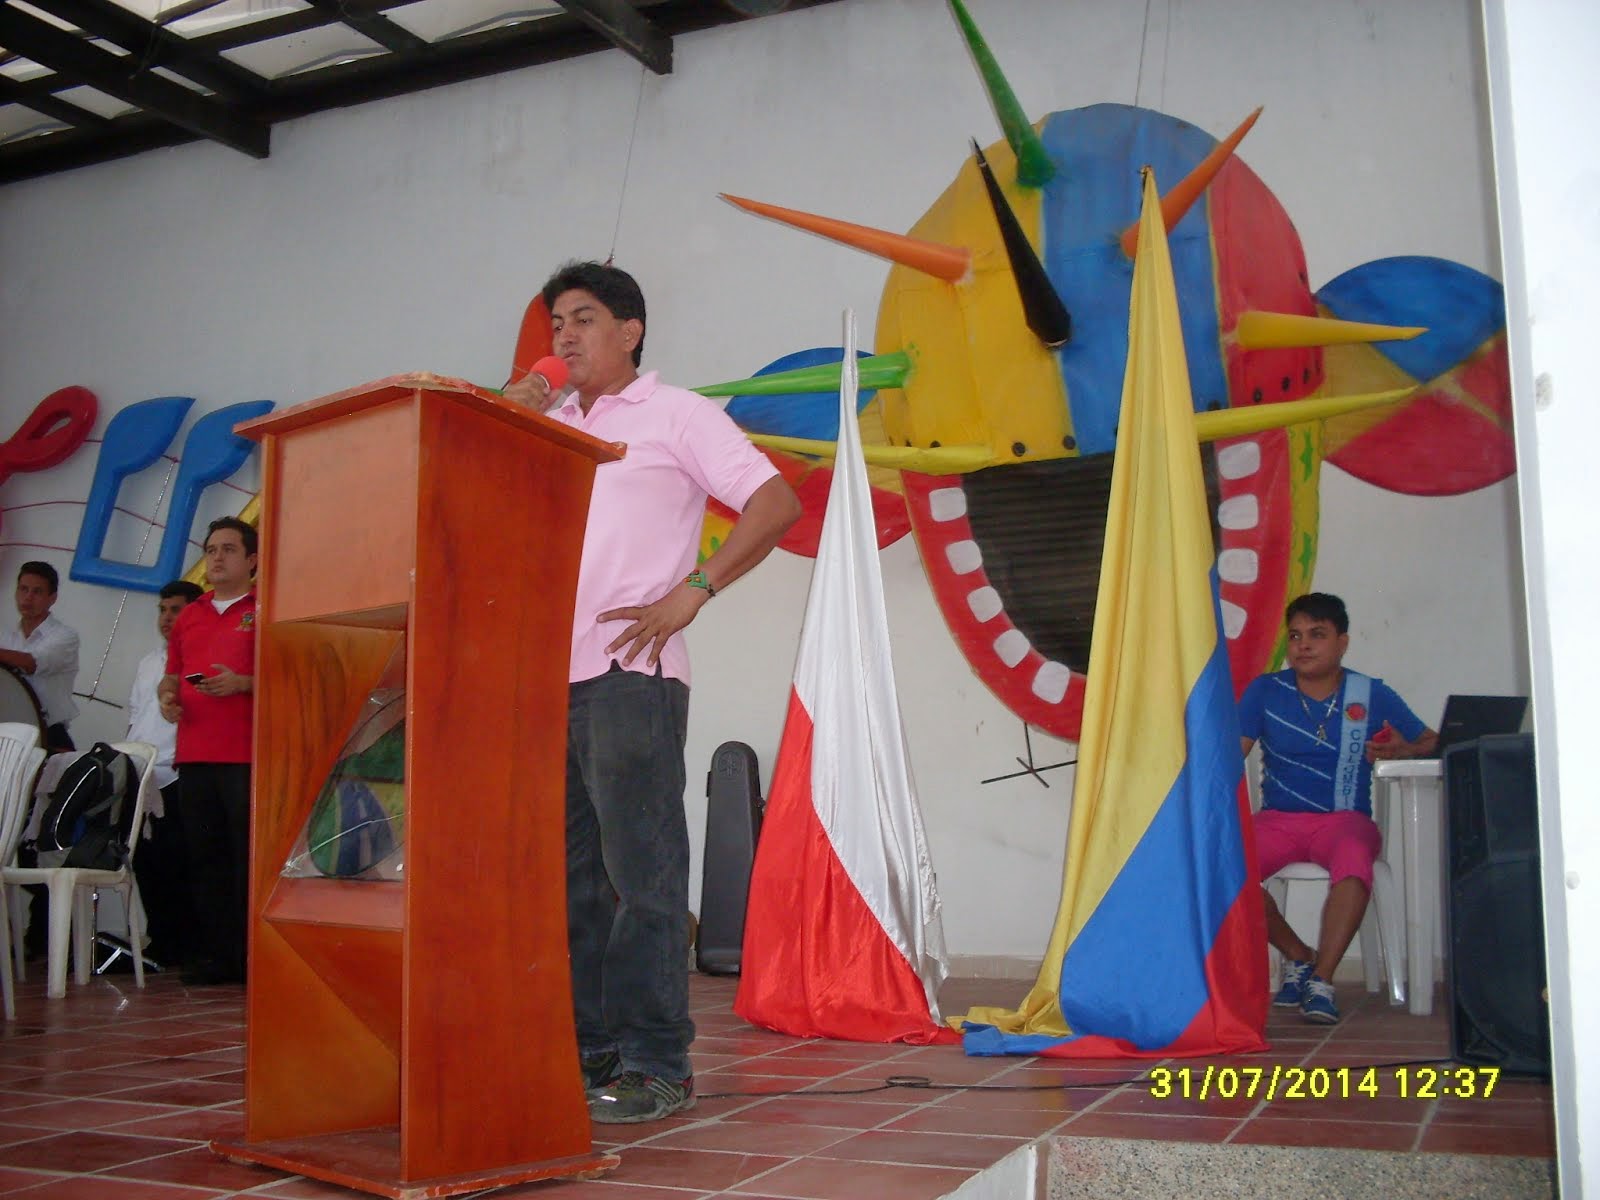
<box><xmin>1147</xmin><ymin>1065</ymin><xmax>1501</xmax><ymax>1102</ymax></box>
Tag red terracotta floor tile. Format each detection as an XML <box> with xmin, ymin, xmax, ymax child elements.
<box><xmin>884</xmin><ymin>1104</ymin><xmax>1071</xmax><ymax>1139</ymax></box>
<box><xmin>1060</xmin><ymin>1112</ymin><xmax>1243</xmax><ymax>1142</ymax></box>
<box><xmin>501</xmin><ymin>1183</ymin><xmax>726</xmax><ymax>1199</ymax></box>
<box><xmin>76</xmin><ymin>1060</ymin><xmax>223</xmax><ymax>1084</ymax></box>
<box><xmin>248</xmin><ymin>1178</ymin><xmax>396</xmax><ymax>1198</ymax></box>
<box><xmin>0</xmin><ymin>1130</ymin><xmax>191</xmax><ymax>1173</ymax></box>
<box><xmin>1431</xmin><ymin>1098</ymin><xmax>1553</xmax><ymax>1128</ymax></box>
<box><xmin>0</xmin><ymin>1098</ymin><xmax>181</xmax><ymax>1132</ymax></box>
<box><xmin>766</xmin><ymin>1041</ymin><xmax>920</xmax><ymax>1063</ymax></box>
<box><xmin>3</xmin><ymin>1178</ymin><xmax>221</xmax><ymax>1198</ymax></box>
<box><xmin>0</xmin><ymin>1071</ymin><xmax>167</xmax><ymax>1100</ymax></box>
<box><xmin>102</xmin><ymin>1108</ymin><xmax>245</xmax><ymax>1143</ymax></box>
<box><xmin>727</xmin><ymin>1156</ymin><xmax>974</xmax><ymax>1199</ymax></box>
<box><xmin>103</xmin><ymin>1079</ymin><xmax>241</xmax><ymax>1108</ymax></box>
<box><xmin>600</xmin><ymin>1146</ymin><xmax>787</xmax><ymax>1191</ymax></box>
<box><xmin>728</xmin><ymin>1095</ymin><xmax>919</xmax><ymax>1129</ymax></box>
<box><xmin>694</xmin><ymin>1072</ymin><xmax>816</xmax><ymax>1098</ymax></box>
<box><xmin>1420</xmin><ymin>1121</ymin><xmax>1557</xmax><ymax>1157</ymax></box>
<box><xmin>1254</xmin><ymin>1094</ymin><xmax>1436</xmax><ymax>1124</ymax></box>
<box><xmin>1091</xmin><ymin>1084</ymin><xmax>1260</xmax><ymax>1121</ymax></box>
<box><xmin>97</xmin><ymin>1145</ymin><xmax>292</xmax><ymax>1190</ymax></box>
<box><xmin>713</xmin><ymin>1055</ymin><xmax>873</xmax><ymax>1080</ymax></box>
<box><xmin>811</xmin><ymin>1128</ymin><xmax>1028</xmax><ymax>1170</ymax></box>
<box><xmin>929</xmin><ymin>1081</ymin><xmax>1103</xmax><ymax>1115</ymax></box>
<box><xmin>0</xmin><ymin>1166</ymin><xmax>62</xmax><ymax>1194</ymax></box>
<box><xmin>645</xmin><ymin>1118</ymin><xmax>853</xmax><ymax>1156</ymax></box>
<box><xmin>1231</xmin><ymin>1116</ymin><xmax>1421</xmax><ymax>1150</ymax></box>
<box><xmin>0</xmin><ymin>1121</ymin><xmax>52</xmax><ymax>1150</ymax></box>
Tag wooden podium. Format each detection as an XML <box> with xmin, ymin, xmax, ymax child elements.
<box><xmin>212</xmin><ymin>375</ymin><xmax>623</xmax><ymax>1198</ymax></box>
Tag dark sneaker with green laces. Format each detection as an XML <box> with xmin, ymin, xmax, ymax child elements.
<box><xmin>587</xmin><ymin>1071</ymin><xmax>695</xmax><ymax>1124</ymax></box>
<box><xmin>579</xmin><ymin>1048</ymin><xmax>622</xmax><ymax>1094</ymax></box>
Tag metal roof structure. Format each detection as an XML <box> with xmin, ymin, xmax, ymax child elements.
<box><xmin>0</xmin><ymin>0</ymin><xmax>837</xmax><ymax>185</ymax></box>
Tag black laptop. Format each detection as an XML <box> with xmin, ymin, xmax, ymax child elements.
<box><xmin>1431</xmin><ymin>694</ymin><xmax>1529</xmax><ymax>756</ymax></box>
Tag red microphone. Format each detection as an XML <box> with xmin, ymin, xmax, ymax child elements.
<box><xmin>528</xmin><ymin>354</ymin><xmax>569</xmax><ymax>393</ymax></box>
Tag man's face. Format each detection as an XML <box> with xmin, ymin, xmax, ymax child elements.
<box><xmin>203</xmin><ymin>530</ymin><xmax>256</xmax><ymax>591</ymax></box>
<box><xmin>15</xmin><ymin>574</ymin><xmax>55</xmax><ymax>624</ymax></box>
<box><xmin>1286</xmin><ymin>613</ymin><xmax>1348</xmax><ymax>680</ymax></box>
<box><xmin>550</xmin><ymin>288</ymin><xmax>642</xmax><ymax>394</ymax></box>
<box><xmin>157</xmin><ymin>595</ymin><xmax>190</xmax><ymax>641</ymax></box>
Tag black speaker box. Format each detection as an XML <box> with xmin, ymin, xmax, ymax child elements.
<box><xmin>1444</xmin><ymin>733</ymin><xmax>1551</xmax><ymax>1076</ymax></box>
<box><xmin>697</xmin><ymin>741</ymin><xmax>764</xmax><ymax>976</ymax></box>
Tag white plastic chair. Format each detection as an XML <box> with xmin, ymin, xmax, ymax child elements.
<box><xmin>0</xmin><ymin>722</ymin><xmax>44</xmax><ymax>1020</ymax></box>
<box><xmin>1248</xmin><ymin>746</ymin><xmax>1409</xmax><ymax>1006</ymax></box>
<box><xmin>2</xmin><ymin>741</ymin><xmax>157</xmax><ymax>1000</ymax></box>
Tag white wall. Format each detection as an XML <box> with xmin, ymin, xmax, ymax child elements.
<box><xmin>1483</xmin><ymin>1</ymin><xmax>1599</xmax><ymax>1193</ymax></box>
<box><xmin>0</xmin><ymin>0</ymin><xmax>1517</xmax><ymax>964</ymax></box>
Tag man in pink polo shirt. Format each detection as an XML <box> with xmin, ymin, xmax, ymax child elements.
<box><xmin>505</xmin><ymin>261</ymin><xmax>800</xmax><ymax>1123</ymax></box>
<box><xmin>157</xmin><ymin>517</ymin><xmax>258</xmax><ymax>986</ymax></box>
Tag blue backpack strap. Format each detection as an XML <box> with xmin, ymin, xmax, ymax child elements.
<box><xmin>1331</xmin><ymin>672</ymin><xmax>1373</xmax><ymax>812</ymax></box>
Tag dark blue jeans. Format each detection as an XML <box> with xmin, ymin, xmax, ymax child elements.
<box><xmin>566</xmin><ymin>665</ymin><xmax>694</xmax><ymax>1081</ymax></box>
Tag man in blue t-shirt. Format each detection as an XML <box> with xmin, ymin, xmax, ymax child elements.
<box><xmin>1238</xmin><ymin>593</ymin><xmax>1437</xmax><ymax>1024</ymax></box>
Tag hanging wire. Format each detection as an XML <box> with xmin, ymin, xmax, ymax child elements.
<box><xmin>1159</xmin><ymin>0</ymin><xmax>1174</xmax><ymax>111</ymax></box>
<box><xmin>1132</xmin><ymin>0</ymin><xmax>1155</xmax><ymax>107</ymax></box>
<box><xmin>607</xmin><ymin>62</ymin><xmax>649</xmax><ymax>264</ymax></box>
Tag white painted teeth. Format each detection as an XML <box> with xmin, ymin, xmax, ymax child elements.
<box><xmin>1217</xmin><ymin>495</ymin><xmax>1258</xmax><ymax>530</ymax></box>
<box><xmin>928</xmin><ymin>487</ymin><xmax>968</xmax><ymax>521</ymax></box>
<box><xmin>1218</xmin><ymin>548</ymin><xmax>1259</xmax><ymax>584</ymax></box>
<box><xmin>1216</xmin><ymin>441</ymin><xmax>1261</xmax><ymax>479</ymax></box>
<box><xmin>966</xmin><ymin>586</ymin><xmax>1003</xmax><ymax>622</ymax></box>
<box><xmin>993</xmin><ymin>629</ymin><xmax>1029</xmax><ymax>668</ymax></box>
<box><xmin>1032</xmin><ymin>660</ymin><xmax>1071</xmax><ymax>703</ymax></box>
<box><xmin>1221</xmin><ymin>599</ymin><xmax>1248</xmax><ymax>638</ymax></box>
<box><xmin>945</xmin><ymin>539</ymin><xmax>983</xmax><ymax>574</ymax></box>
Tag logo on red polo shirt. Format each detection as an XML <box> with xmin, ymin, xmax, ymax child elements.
<box><xmin>238</xmin><ymin>611</ymin><xmax>255</xmax><ymax>631</ymax></box>
<box><xmin>1345</xmin><ymin>702</ymin><xmax>1366</xmax><ymax>721</ymax></box>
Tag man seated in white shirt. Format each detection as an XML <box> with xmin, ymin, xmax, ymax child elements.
<box><xmin>0</xmin><ymin>560</ymin><xmax>80</xmax><ymax>752</ymax></box>
<box><xmin>0</xmin><ymin>561</ymin><xmax>82</xmax><ymax>961</ymax></box>
<box><xmin>128</xmin><ymin>580</ymin><xmax>204</xmax><ymax>968</ymax></box>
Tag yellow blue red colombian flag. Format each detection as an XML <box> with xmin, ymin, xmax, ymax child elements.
<box><xmin>956</xmin><ymin>168</ymin><xmax>1268</xmax><ymax>1057</ymax></box>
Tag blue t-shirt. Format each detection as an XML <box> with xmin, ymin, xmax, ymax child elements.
<box><xmin>1238</xmin><ymin>669</ymin><xmax>1425</xmax><ymax>816</ymax></box>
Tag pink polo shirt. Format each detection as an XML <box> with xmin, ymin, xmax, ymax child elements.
<box><xmin>545</xmin><ymin>371</ymin><xmax>777</xmax><ymax>685</ymax></box>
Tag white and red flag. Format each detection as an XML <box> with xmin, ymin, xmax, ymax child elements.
<box><xmin>734</xmin><ymin>312</ymin><xmax>953</xmax><ymax>1044</ymax></box>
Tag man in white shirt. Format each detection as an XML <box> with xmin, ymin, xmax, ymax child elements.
<box><xmin>129</xmin><ymin>580</ymin><xmax>203</xmax><ymax>967</ymax></box>
<box><xmin>0</xmin><ymin>561</ymin><xmax>80</xmax><ymax>752</ymax></box>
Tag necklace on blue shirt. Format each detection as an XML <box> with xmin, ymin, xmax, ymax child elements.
<box><xmin>1296</xmin><ymin>681</ymin><xmax>1340</xmax><ymax>741</ymax></box>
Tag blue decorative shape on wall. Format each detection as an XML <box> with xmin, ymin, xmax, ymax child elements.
<box><xmin>725</xmin><ymin>347</ymin><xmax>877</xmax><ymax>440</ymax></box>
<box><xmin>72</xmin><ymin>399</ymin><xmax>274</xmax><ymax>593</ymax></box>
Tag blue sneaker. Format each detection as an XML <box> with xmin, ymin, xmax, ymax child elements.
<box><xmin>1300</xmin><ymin>975</ymin><xmax>1341</xmax><ymax>1024</ymax></box>
<box><xmin>1273</xmin><ymin>959</ymin><xmax>1313</xmax><ymax>1008</ymax></box>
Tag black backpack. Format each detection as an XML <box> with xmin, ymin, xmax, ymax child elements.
<box><xmin>35</xmin><ymin>743</ymin><xmax>138</xmax><ymax>870</ymax></box>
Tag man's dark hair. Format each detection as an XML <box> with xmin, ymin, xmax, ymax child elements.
<box><xmin>540</xmin><ymin>260</ymin><xmax>647</xmax><ymax>367</ymax></box>
<box><xmin>159</xmin><ymin>580</ymin><xmax>205</xmax><ymax>603</ymax></box>
<box><xmin>17</xmin><ymin>561</ymin><xmax>59</xmax><ymax>594</ymax></box>
<box><xmin>1285</xmin><ymin>592</ymin><xmax>1349</xmax><ymax>635</ymax></box>
<box><xmin>205</xmin><ymin>516</ymin><xmax>258</xmax><ymax>558</ymax></box>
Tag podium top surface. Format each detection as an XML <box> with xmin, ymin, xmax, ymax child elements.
<box><xmin>235</xmin><ymin>372</ymin><xmax>623</xmax><ymax>465</ymax></box>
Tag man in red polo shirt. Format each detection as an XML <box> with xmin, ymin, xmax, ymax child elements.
<box><xmin>158</xmin><ymin>517</ymin><xmax>257</xmax><ymax>986</ymax></box>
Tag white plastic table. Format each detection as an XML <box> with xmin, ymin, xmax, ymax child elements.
<box><xmin>1373</xmin><ymin>758</ymin><xmax>1445</xmax><ymax>1016</ymax></box>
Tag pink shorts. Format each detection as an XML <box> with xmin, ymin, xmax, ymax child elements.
<box><xmin>1254</xmin><ymin>809</ymin><xmax>1382</xmax><ymax>891</ymax></box>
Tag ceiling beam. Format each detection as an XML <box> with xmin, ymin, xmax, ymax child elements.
<box><xmin>22</xmin><ymin>0</ymin><xmax>270</xmax><ymax>100</ymax></box>
<box><xmin>555</xmin><ymin>1</ymin><xmax>672</xmax><ymax>74</ymax></box>
<box><xmin>0</xmin><ymin>71</ymin><xmax>109</xmax><ymax>131</ymax></box>
<box><xmin>0</xmin><ymin>3</ymin><xmax>269</xmax><ymax>157</ymax></box>
<box><xmin>0</xmin><ymin>111</ymin><xmax>198</xmax><ymax>184</ymax></box>
<box><xmin>301</xmin><ymin>0</ymin><xmax>429</xmax><ymax>55</ymax></box>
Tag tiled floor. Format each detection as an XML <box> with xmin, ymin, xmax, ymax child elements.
<box><xmin>0</xmin><ymin>969</ymin><xmax>1555</xmax><ymax>1198</ymax></box>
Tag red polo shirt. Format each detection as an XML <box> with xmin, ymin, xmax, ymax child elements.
<box><xmin>166</xmin><ymin>589</ymin><xmax>256</xmax><ymax>764</ymax></box>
